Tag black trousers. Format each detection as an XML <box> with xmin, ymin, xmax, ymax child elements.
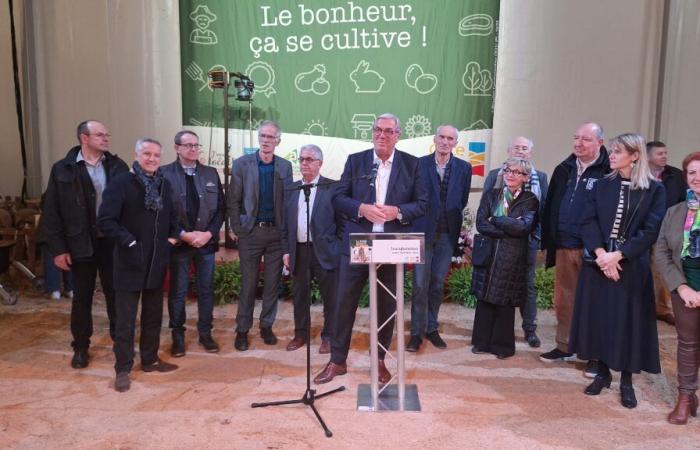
<box><xmin>292</xmin><ymin>242</ymin><xmax>336</xmax><ymax>341</ymax></box>
<box><xmin>70</xmin><ymin>237</ymin><xmax>116</xmax><ymax>350</ymax></box>
<box><xmin>113</xmin><ymin>287</ymin><xmax>164</xmax><ymax>374</ymax></box>
<box><xmin>330</xmin><ymin>258</ymin><xmax>396</xmax><ymax>365</ymax></box>
<box><xmin>471</xmin><ymin>300</ymin><xmax>516</xmax><ymax>357</ymax></box>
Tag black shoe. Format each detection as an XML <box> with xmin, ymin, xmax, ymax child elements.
<box><xmin>260</xmin><ymin>327</ymin><xmax>278</xmax><ymax>345</ymax></box>
<box><xmin>406</xmin><ymin>335</ymin><xmax>422</xmax><ymax>352</ymax></box>
<box><xmin>171</xmin><ymin>332</ymin><xmax>185</xmax><ymax>358</ymax></box>
<box><xmin>115</xmin><ymin>372</ymin><xmax>130</xmax><ymax>392</ymax></box>
<box><xmin>235</xmin><ymin>331</ymin><xmax>249</xmax><ymax>351</ymax></box>
<box><xmin>71</xmin><ymin>348</ymin><xmax>89</xmax><ymax>369</ymax></box>
<box><xmin>525</xmin><ymin>332</ymin><xmax>541</xmax><ymax>348</ymax></box>
<box><xmin>141</xmin><ymin>358</ymin><xmax>178</xmax><ymax>373</ymax></box>
<box><xmin>621</xmin><ymin>384</ymin><xmax>637</xmax><ymax>408</ymax></box>
<box><xmin>199</xmin><ymin>333</ymin><xmax>220</xmax><ymax>353</ymax></box>
<box><xmin>471</xmin><ymin>346</ymin><xmax>488</xmax><ymax>354</ymax></box>
<box><xmin>539</xmin><ymin>348</ymin><xmax>575</xmax><ymax>363</ymax></box>
<box><xmin>496</xmin><ymin>353</ymin><xmax>514</xmax><ymax>360</ymax></box>
<box><xmin>425</xmin><ymin>330</ymin><xmax>447</xmax><ymax>349</ymax></box>
<box><xmin>584</xmin><ymin>360</ymin><xmax>598</xmax><ymax>378</ymax></box>
<box><xmin>584</xmin><ymin>373</ymin><xmax>612</xmax><ymax>395</ymax></box>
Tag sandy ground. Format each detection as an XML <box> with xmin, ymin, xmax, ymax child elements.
<box><xmin>1</xmin><ymin>290</ymin><xmax>699</xmax><ymax>450</ymax></box>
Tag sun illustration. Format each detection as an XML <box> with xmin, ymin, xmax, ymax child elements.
<box><xmin>303</xmin><ymin>120</ymin><xmax>327</xmax><ymax>136</ymax></box>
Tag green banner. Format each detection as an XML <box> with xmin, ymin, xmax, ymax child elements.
<box><xmin>179</xmin><ymin>0</ymin><xmax>499</xmax><ymax>178</ymax></box>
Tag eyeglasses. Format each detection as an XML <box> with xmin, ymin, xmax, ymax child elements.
<box><xmin>259</xmin><ymin>133</ymin><xmax>279</xmax><ymax>140</ymax></box>
<box><xmin>89</xmin><ymin>133</ymin><xmax>111</xmax><ymax>139</ymax></box>
<box><xmin>373</xmin><ymin>127</ymin><xmax>398</xmax><ymax>136</ymax></box>
<box><xmin>178</xmin><ymin>143</ymin><xmax>203</xmax><ymax>150</ymax></box>
<box><xmin>299</xmin><ymin>157</ymin><xmax>319</xmax><ymax>164</ymax></box>
<box><xmin>503</xmin><ymin>168</ymin><xmax>527</xmax><ymax>176</ymax></box>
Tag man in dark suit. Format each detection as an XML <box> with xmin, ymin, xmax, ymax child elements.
<box><xmin>227</xmin><ymin>120</ymin><xmax>293</xmax><ymax>351</ymax></box>
<box><xmin>282</xmin><ymin>144</ymin><xmax>341</xmax><ymax>354</ymax></box>
<box><xmin>408</xmin><ymin>125</ymin><xmax>472</xmax><ymax>352</ymax></box>
<box><xmin>42</xmin><ymin>120</ymin><xmax>128</xmax><ymax>369</ymax></box>
<box><xmin>314</xmin><ymin>113</ymin><xmax>428</xmax><ymax>384</ymax></box>
<box><xmin>482</xmin><ymin>136</ymin><xmax>549</xmax><ymax>348</ymax></box>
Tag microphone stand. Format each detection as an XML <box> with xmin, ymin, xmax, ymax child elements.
<box><xmin>251</xmin><ymin>180</ymin><xmax>344</xmax><ymax>438</ymax></box>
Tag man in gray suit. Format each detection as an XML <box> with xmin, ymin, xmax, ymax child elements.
<box><xmin>282</xmin><ymin>144</ymin><xmax>341</xmax><ymax>354</ymax></box>
<box><xmin>483</xmin><ymin>136</ymin><xmax>549</xmax><ymax>348</ymax></box>
<box><xmin>227</xmin><ymin>120</ymin><xmax>293</xmax><ymax>351</ymax></box>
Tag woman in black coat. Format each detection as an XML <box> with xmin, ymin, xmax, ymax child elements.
<box><xmin>569</xmin><ymin>133</ymin><xmax>666</xmax><ymax>409</ymax></box>
<box><xmin>470</xmin><ymin>157</ymin><xmax>538</xmax><ymax>359</ymax></box>
<box><xmin>97</xmin><ymin>138</ymin><xmax>182</xmax><ymax>392</ymax></box>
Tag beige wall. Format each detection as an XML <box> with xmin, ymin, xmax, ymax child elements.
<box><xmin>0</xmin><ymin>0</ymin><xmax>697</xmax><ymax>197</ymax></box>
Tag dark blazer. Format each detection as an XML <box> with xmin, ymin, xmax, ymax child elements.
<box><xmin>161</xmin><ymin>160</ymin><xmax>224</xmax><ymax>254</ymax></box>
<box><xmin>659</xmin><ymin>165</ymin><xmax>687</xmax><ymax>209</ymax></box>
<box><xmin>227</xmin><ymin>152</ymin><xmax>292</xmax><ymax>238</ymax></box>
<box><xmin>42</xmin><ymin>146</ymin><xmax>128</xmax><ymax>260</ymax></box>
<box><xmin>413</xmin><ymin>154</ymin><xmax>472</xmax><ymax>247</ymax></box>
<box><xmin>483</xmin><ymin>166</ymin><xmax>549</xmax><ymax>241</ymax></box>
<box><xmin>333</xmin><ymin>148</ymin><xmax>429</xmax><ymax>254</ymax></box>
<box><xmin>97</xmin><ymin>172</ymin><xmax>181</xmax><ymax>291</ymax></box>
<box><xmin>470</xmin><ymin>189</ymin><xmax>538</xmax><ymax>306</ymax></box>
<box><xmin>542</xmin><ymin>150</ymin><xmax>610</xmax><ymax>268</ymax></box>
<box><xmin>281</xmin><ymin>176</ymin><xmax>342</xmax><ymax>272</ymax></box>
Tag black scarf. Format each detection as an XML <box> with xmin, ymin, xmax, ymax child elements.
<box><xmin>132</xmin><ymin>161</ymin><xmax>163</xmax><ymax>211</ymax></box>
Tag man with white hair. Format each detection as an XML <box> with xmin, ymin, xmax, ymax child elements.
<box><xmin>483</xmin><ymin>136</ymin><xmax>549</xmax><ymax>348</ymax></box>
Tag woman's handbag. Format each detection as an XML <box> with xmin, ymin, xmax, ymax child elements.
<box><xmin>471</xmin><ymin>234</ymin><xmax>493</xmax><ymax>267</ymax></box>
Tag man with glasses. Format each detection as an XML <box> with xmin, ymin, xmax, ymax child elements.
<box><xmin>483</xmin><ymin>136</ymin><xmax>549</xmax><ymax>348</ymax></box>
<box><xmin>43</xmin><ymin>120</ymin><xmax>128</xmax><ymax>369</ymax></box>
<box><xmin>314</xmin><ymin>113</ymin><xmax>428</xmax><ymax>384</ymax></box>
<box><xmin>408</xmin><ymin>125</ymin><xmax>472</xmax><ymax>353</ymax></box>
<box><xmin>162</xmin><ymin>130</ymin><xmax>224</xmax><ymax>357</ymax></box>
<box><xmin>281</xmin><ymin>144</ymin><xmax>341</xmax><ymax>354</ymax></box>
<box><xmin>227</xmin><ymin>120</ymin><xmax>292</xmax><ymax>351</ymax></box>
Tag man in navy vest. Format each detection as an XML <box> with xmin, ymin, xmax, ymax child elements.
<box><xmin>408</xmin><ymin>125</ymin><xmax>472</xmax><ymax>352</ymax></box>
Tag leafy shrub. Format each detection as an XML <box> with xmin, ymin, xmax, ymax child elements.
<box><xmin>213</xmin><ymin>260</ymin><xmax>241</xmax><ymax>305</ymax></box>
<box><xmin>446</xmin><ymin>265</ymin><xmax>477</xmax><ymax>308</ymax></box>
<box><xmin>357</xmin><ymin>270</ymin><xmax>413</xmax><ymax>308</ymax></box>
<box><xmin>534</xmin><ymin>266</ymin><xmax>554</xmax><ymax>309</ymax></box>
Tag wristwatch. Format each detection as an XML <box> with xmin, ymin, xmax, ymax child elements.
<box><xmin>396</xmin><ymin>207</ymin><xmax>403</xmax><ymax>221</ymax></box>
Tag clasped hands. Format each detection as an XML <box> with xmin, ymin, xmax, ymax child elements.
<box><xmin>678</xmin><ymin>284</ymin><xmax>700</xmax><ymax>309</ymax></box>
<box><xmin>359</xmin><ymin>203</ymin><xmax>399</xmax><ymax>225</ymax></box>
<box><xmin>180</xmin><ymin>230</ymin><xmax>212</xmax><ymax>248</ymax></box>
<box><xmin>595</xmin><ymin>249</ymin><xmax>623</xmax><ymax>282</ymax></box>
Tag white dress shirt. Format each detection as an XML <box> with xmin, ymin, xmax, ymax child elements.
<box><xmin>297</xmin><ymin>174</ymin><xmax>320</xmax><ymax>242</ymax></box>
<box><xmin>373</xmin><ymin>150</ymin><xmax>394</xmax><ymax>232</ymax></box>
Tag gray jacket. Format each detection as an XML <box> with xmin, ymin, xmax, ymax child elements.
<box><xmin>654</xmin><ymin>201</ymin><xmax>689</xmax><ymax>292</ymax></box>
<box><xmin>161</xmin><ymin>159</ymin><xmax>224</xmax><ymax>254</ymax></box>
<box><xmin>227</xmin><ymin>152</ymin><xmax>292</xmax><ymax>237</ymax></box>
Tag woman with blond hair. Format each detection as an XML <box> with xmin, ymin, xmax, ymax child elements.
<box><xmin>569</xmin><ymin>133</ymin><xmax>666</xmax><ymax>408</ymax></box>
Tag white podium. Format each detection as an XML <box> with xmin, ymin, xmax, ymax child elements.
<box><xmin>349</xmin><ymin>232</ymin><xmax>424</xmax><ymax>412</ymax></box>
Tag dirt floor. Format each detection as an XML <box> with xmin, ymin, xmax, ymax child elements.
<box><xmin>1</xmin><ymin>289</ymin><xmax>700</xmax><ymax>449</ymax></box>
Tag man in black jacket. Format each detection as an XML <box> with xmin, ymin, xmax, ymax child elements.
<box><xmin>98</xmin><ymin>138</ymin><xmax>183</xmax><ymax>392</ymax></box>
<box><xmin>648</xmin><ymin>140</ymin><xmax>686</xmax><ymax>325</ymax></box>
<box><xmin>540</xmin><ymin>122</ymin><xmax>610</xmax><ymax>375</ymax></box>
<box><xmin>42</xmin><ymin>120</ymin><xmax>128</xmax><ymax>369</ymax></box>
<box><xmin>162</xmin><ymin>130</ymin><xmax>224</xmax><ymax>356</ymax></box>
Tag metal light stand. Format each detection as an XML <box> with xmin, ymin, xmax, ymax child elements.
<box><xmin>251</xmin><ymin>183</ymin><xmax>344</xmax><ymax>438</ymax></box>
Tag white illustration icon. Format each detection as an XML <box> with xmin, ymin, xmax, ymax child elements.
<box><xmin>462</xmin><ymin>61</ymin><xmax>493</xmax><ymax>96</ymax></box>
<box><xmin>458</xmin><ymin>14</ymin><xmax>493</xmax><ymax>37</ymax></box>
<box><xmin>404</xmin><ymin>64</ymin><xmax>438</xmax><ymax>95</ymax></box>
<box><xmin>463</xmin><ymin>120</ymin><xmax>489</xmax><ymax>131</ymax></box>
<box><xmin>245</xmin><ymin>61</ymin><xmax>276</xmax><ymax>98</ymax></box>
<box><xmin>405</xmin><ymin>115</ymin><xmax>432</xmax><ymax>139</ymax></box>
<box><xmin>184</xmin><ymin>61</ymin><xmax>209</xmax><ymax>91</ymax></box>
<box><xmin>349</xmin><ymin>60</ymin><xmax>385</xmax><ymax>94</ymax></box>
<box><xmin>351</xmin><ymin>114</ymin><xmax>377</xmax><ymax>140</ymax></box>
<box><xmin>189</xmin><ymin>5</ymin><xmax>218</xmax><ymax>45</ymax></box>
<box><xmin>189</xmin><ymin>118</ymin><xmax>212</xmax><ymax>127</ymax></box>
<box><xmin>294</xmin><ymin>64</ymin><xmax>331</xmax><ymax>95</ymax></box>
<box><xmin>303</xmin><ymin>120</ymin><xmax>328</xmax><ymax>136</ymax></box>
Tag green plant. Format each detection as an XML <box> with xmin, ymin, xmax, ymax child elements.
<box><xmin>357</xmin><ymin>270</ymin><xmax>413</xmax><ymax>308</ymax></box>
<box><xmin>446</xmin><ymin>265</ymin><xmax>477</xmax><ymax>308</ymax></box>
<box><xmin>534</xmin><ymin>266</ymin><xmax>555</xmax><ymax>309</ymax></box>
<box><xmin>213</xmin><ymin>260</ymin><xmax>242</xmax><ymax>305</ymax></box>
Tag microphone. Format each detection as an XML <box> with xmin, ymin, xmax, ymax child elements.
<box><xmin>368</xmin><ymin>159</ymin><xmax>380</xmax><ymax>188</ymax></box>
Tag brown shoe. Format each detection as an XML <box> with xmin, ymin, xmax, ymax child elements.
<box><xmin>668</xmin><ymin>392</ymin><xmax>699</xmax><ymax>425</ymax></box>
<box><xmin>313</xmin><ymin>361</ymin><xmax>347</xmax><ymax>384</ymax></box>
<box><xmin>319</xmin><ymin>339</ymin><xmax>331</xmax><ymax>354</ymax></box>
<box><xmin>286</xmin><ymin>336</ymin><xmax>305</xmax><ymax>351</ymax></box>
<box><xmin>141</xmin><ymin>358</ymin><xmax>178</xmax><ymax>373</ymax></box>
<box><xmin>378</xmin><ymin>359</ymin><xmax>392</xmax><ymax>384</ymax></box>
<box><xmin>657</xmin><ymin>313</ymin><xmax>676</xmax><ymax>326</ymax></box>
